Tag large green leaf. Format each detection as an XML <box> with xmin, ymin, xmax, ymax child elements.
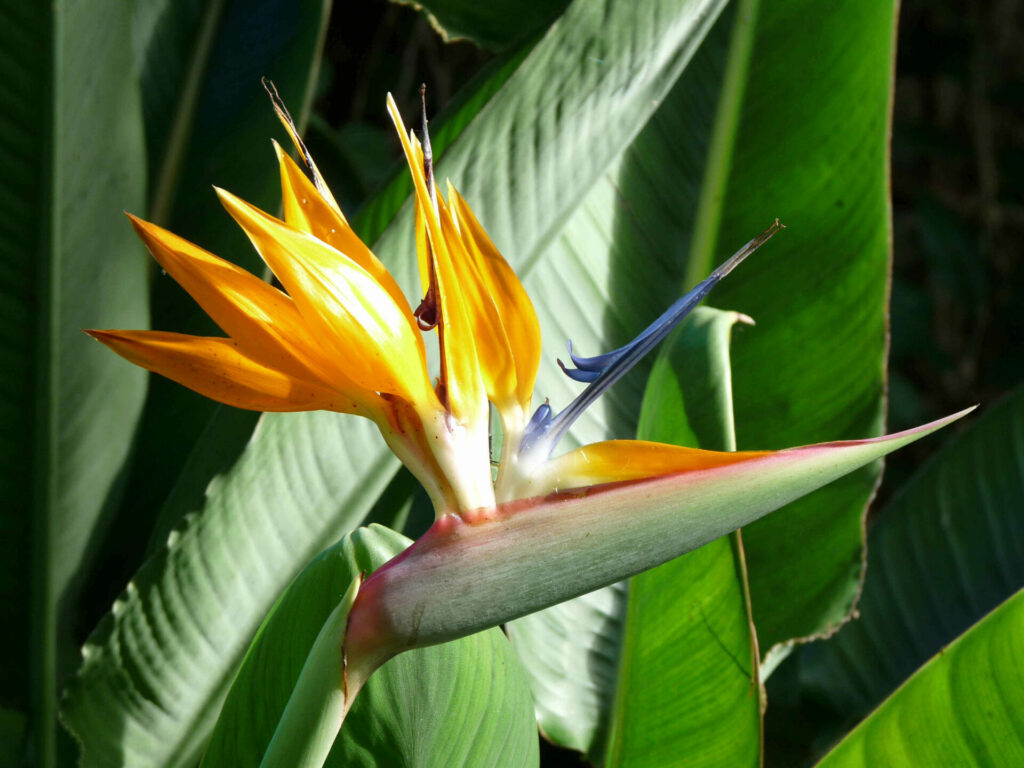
<box><xmin>783</xmin><ymin>386</ymin><xmax>1023</xmax><ymax>758</ymax></box>
<box><xmin>816</xmin><ymin>588</ymin><xmax>1024</xmax><ymax>767</ymax></box>
<box><xmin>61</xmin><ymin>415</ymin><xmax>399</xmax><ymax>768</ymax></box>
<box><xmin>0</xmin><ymin>2</ymin><xmax>148</xmax><ymax>764</ymax></box>
<box><xmin>62</xmin><ymin>0</ymin><xmax>731</xmax><ymax>764</ymax></box>
<box><xmin>710</xmin><ymin>0</ymin><xmax>896</xmax><ymax>650</ymax></box>
<box><xmin>132</xmin><ymin>0</ymin><xmax>218</xmax><ymax>218</ymax></box>
<box><xmin>505</xmin><ymin>0</ymin><xmax>895</xmax><ymax>749</ymax></box>
<box><xmin>603</xmin><ymin>309</ymin><xmax>761</xmax><ymax>767</ymax></box>
<box><xmin>202</xmin><ymin>526</ymin><xmax>538</xmax><ymax>767</ymax></box>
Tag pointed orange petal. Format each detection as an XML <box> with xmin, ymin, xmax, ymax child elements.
<box><xmin>387</xmin><ymin>95</ymin><xmax>486</xmax><ymax>426</ymax></box>
<box><xmin>533</xmin><ymin>440</ymin><xmax>771</xmax><ymax>495</ymax></box>
<box><xmin>127</xmin><ymin>214</ymin><xmax>343</xmax><ymax>388</ymax></box>
<box><xmin>435</xmin><ymin>192</ymin><xmax>516</xmax><ymax>410</ymax></box>
<box><xmin>449</xmin><ymin>182</ymin><xmax>541</xmax><ymax>414</ymax></box>
<box><xmin>274</xmin><ymin>143</ymin><xmax>414</xmax><ymax>326</ymax></box>
<box><xmin>217</xmin><ymin>189</ymin><xmax>433</xmax><ymax>406</ymax></box>
<box><xmin>86</xmin><ymin>330</ymin><xmax>360</xmax><ymax>413</ymax></box>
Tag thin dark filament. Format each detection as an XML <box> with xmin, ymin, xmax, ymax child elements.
<box><xmin>263</xmin><ymin>78</ymin><xmax>318</xmax><ymax>187</ymax></box>
<box><xmin>413</xmin><ymin>84</ymin><xmax>441</xmax><ymax>332</ymax></box>
<box><xmin>523</xmin><ymin>219</ymin><xmax>784</xmax><ymax>458</ymax></box>
<box><xmin>420</xmin><ymin>83</ymin><xmax>438</xmax><ymax>211</ymax></box>
<box><xmin>414</xmin><ymin>85</ymin><xmax>447</xmax><ymax>409</ymax></box>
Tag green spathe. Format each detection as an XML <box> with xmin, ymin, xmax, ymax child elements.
<box><xmin>346</xmin><ymin>409</ymin><xmax>973</xmax><ymax>665</ymax></box>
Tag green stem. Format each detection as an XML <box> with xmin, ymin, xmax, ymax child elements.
<box><xmin>686</xmin><ymin>0</ymin><xmax>761</xmax><ymax>289</ymax></box>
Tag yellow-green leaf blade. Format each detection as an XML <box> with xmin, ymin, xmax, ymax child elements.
<box><xmin>816</xmin><ymin>589</ymin><xmax>1024</xmax><ymax>767</ymax></box>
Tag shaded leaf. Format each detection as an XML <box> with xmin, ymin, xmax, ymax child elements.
<box><xmin>400</xmin><ymin>0</ymin><xmax>569</xmax><ymax>51</ymax></box>
<box><xmin>782</xmin><ymin>386</ymin><xmax>1021</xmax><ymax>759</ymax></box>
<box><xmin>110</xmin><ymin>0</ymin><xmax>334</xmax><ymax>566</ymax></box>
<box><xmin>0</xmin><ymin>2</ymin><xmax>148</xmax><ymax>764</ymax></box>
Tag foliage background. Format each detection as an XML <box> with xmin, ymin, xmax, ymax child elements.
<box><xmin>3</xmin><ymin>0</ymin><xmax>1021</xmax><ymax>765</ymax></box>
<box><xmin>82</xmin><ymin>0</ymin><xmax>1024</xmax><ymax>645</ymax></box>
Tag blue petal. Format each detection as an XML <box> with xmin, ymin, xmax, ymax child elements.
<box><xmin>557</xmin><ymin>353</ymin><xmax>602</xmax><ymax>383</ymax></box>
<box><xmin>520</xmin><ymin>221</ymin><xmax>781</xmax><ymax>461</ymax></box>
<box><xmin>564</xmin><ymin>339</ymin><xmax>624</xmax><ymax>374</ymax></box>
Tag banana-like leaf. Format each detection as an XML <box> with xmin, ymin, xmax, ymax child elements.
<box><xmin>62</xmin><ymin>0</ymin><xmax>733</xmax><ymax>763</ymax></box>
<box><xmin>202</xmin><ymin>526</ymin><xmax>538</xmax><ymax>768</ymax></box>
<box><xmin>815</xmin><ymin>588</ymin><xmax>1024</xmax><ymax>767</ymax></box>
<box><xmin>62</xmin><ymin>415</ymin><xmax>400</xmax><ymax>768</ymax></box>
<box><xmin>505</xmin><ymin>0</ymin><xmax>897</xmax><ymax>749</ymax></box>
<box><xmin>602</xmin><ymin>309</ymin><xmax>761</xmax><ymax>767</ymax></box>
<box><xmin>713</xmin><ymin>0</ymin><xmax>897</xmax><ymax>651</ymax></box>
<box><xmin>783</xmin><ymin>385</ymin><xmax>1024</xmax><ymax>759</ymax></box>
<box><xmin>1</xmin><ymin>2</ymin><xmax>148</xmax><ymax>764</ymax></box>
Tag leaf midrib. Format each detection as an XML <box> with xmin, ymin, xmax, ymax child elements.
<box><xmin>147</xmin><ymin>0</ymin><xmax>227</xmax><ymax>227</ymax></box>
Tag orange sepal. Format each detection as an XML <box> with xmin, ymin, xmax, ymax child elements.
<box><xmin>386</xmin><ymin>95</ymin><xmax>487</xmax><ymax>427</ymax></box>
<box><xmin>86</xmin><ymin>329</ymin><xmax>361</xmax><ymax>414</ymax></box>
<box><xmin>274</xmin><ymin>143</ymin><xmax>414</xmax><ymax>328</ymax></box>
<box><xmin>449</xmin><ymin>182</ymin><xmax>541</xmax><ymax>414</ymax></box>
<box><xmin>127</xmin><ymin>214</ymin><xmax>342</xmax><ymax>387</ymax></box>
<box><xmin>535</xmin><ymin>439</ymin><xmax>772</xmax><ymax>493</ymax></box>
<box><xmin>217</xmin><ymin>189</ymin><xmax>433</xmax><ymax>407</ymax></box>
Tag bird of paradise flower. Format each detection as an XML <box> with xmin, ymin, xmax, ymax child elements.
<box><xmin>86</xmin><ymin>86</ymin><xmax>970</xmax><ymax>755</ymax></box>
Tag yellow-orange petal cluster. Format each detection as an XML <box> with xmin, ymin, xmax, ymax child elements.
<box><xmin>386</xmin><ymin>95</ymin><xmax>541</xmax><ymax>432</ymax></box>
<box><xmin>88</xmin><ymin>91</ymin><xmax>548</xmax><ymax>515</ymax></box>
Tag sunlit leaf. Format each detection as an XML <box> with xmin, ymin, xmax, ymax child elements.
<box><xmin>816</xmin><ymin>588</ymin><xmax>1024</xmax><ymax>767</ymax></box>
